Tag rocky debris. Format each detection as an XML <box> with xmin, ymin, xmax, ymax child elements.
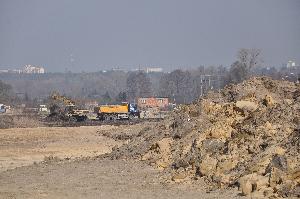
<box><xmin>239</xmin><ymin>173</ymin><xmax>269</xmax><ymax>196</ymax></box>
<box><xmin>100</xmin><ymin>131</ymin><xmax>134</xmax><ymax>140</ymax></box>
<box><xmin>108</xmin><ymin>77</ymin><xmax>300</xmax><ymax>198</ymax></box>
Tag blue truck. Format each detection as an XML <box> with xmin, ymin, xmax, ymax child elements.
<box><xmin>0</xmin><ymin>104</ymin><xmax>6</xmax><ymax>113</ymax></box>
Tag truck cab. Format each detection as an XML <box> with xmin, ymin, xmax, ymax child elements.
<box><xmin>128</xmin><ymin>103</ymin><xmax>140</xmax><ymax>118</ymax></box>
<box><xmin>0</xmin><ymin>104</ymin><xmax>6</xmax><ymax>113</ymax></box>
<box><xmin>39</xmin><ymin>105</ymin><xmax>49</xmax><ymax>113</ymax></box>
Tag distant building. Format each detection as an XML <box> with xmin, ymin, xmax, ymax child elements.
<box><xmin>145</xmin><ymin>67</ymin><xmax>163</xmax><ymax>73</ymax></box>
<box><xmin>23</xmin><ymin>65</ymin><xmax>45</xmax><ymax>74</ymax></box>
<box><xmin>10</xmin><ymin>69</ymin><xmax>22</xmax><ymax>74</ymax></box>
<box><xmin>137</xmin><ymin>97</ymin><xmax>169</xmax><ymax>110</ymax></box>
<box><xmin>0</xmin><ymin>69</ymin><xmax>22</xmax><ymax>74</ymax></box>
<box><xmin>111</xmin><ymin>67</ymin><xmax>127</xmax><ymax>72</ymax></box>
<box><xmin>0</xmin><ymin>70</ymin><xmax>9</xmax><ymax>73</ymax></box>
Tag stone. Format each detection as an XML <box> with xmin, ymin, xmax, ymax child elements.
<box><xmin>239</xmin><ymin>179</ymin><xmax>253</xmax><ymax>196</ymax></box>
<box><xmin>263</xmin><ymin>187</ymin><xmax>275</xmax><ymax>197</ymax></box>
<box><xmin>283</xmin><ymin>99</ymin><xmax>293</xmax><ymax>105</ymax></box>
<box><xmin>205</xmin><ymin>123</ymin><xmax>233</xmax><ymax>140</ymax></box>
<box><xmin>276</xmin><ymin>180</ymin><xmax>295</xmax><ymax>197</ymax></box>
<box><xmin>217</xmin><ymin>159</ymin><xmax>238</xmax><ymax>173</ymax></box>
<box><xmin>172</xmin><ymin>172</ymin><xmax>187</xmax><ymax>182</ymax></box>
<box><xmin>199</xmin><ymin>155</ymin><xmax>217</xmax><ymax>176</ymax></box>
<box><xmin>239</xmin><ymin>173</ymin><xmax>269</xmax><ymax>196</ymax></box>
<box><xmin>250</xmin><ymin>157</ymin><xmax>271</xmax><ymax>175</ymax></box>
<box><xmin>157</xmin><ymin>138</ymin><xmax>172</xmax><ymax>150</ymax></box>
<box><xmin>235</xmin><ymin>100</ymin><xmax>258</xmax><ymax>112</ymax></box>
<box><xmin>264</xmin><ymin>121</ymin><xmax>277</xmax><ymax>136</ymax></box>
<box><xmin>263</xmin><ymin>95</ymin><xmax>275</xmax><ymax>107</ymax></box>
<box><xmin>288</xmin><ymin>168</ymin><xmax>300</xmax><ymax>183</ymax></box>
<box><xmin>255</xmin><ymin>175</ymin><xmax>269</xmax><ymax>190</ymax></box>
<box><xmin>156</xmin><ymin>161</ymin><xmax>169</xmax><ymax>169</ymax></box>
<box><xmin>202</xmin><ymin>139</ymin><xmax>225</xmax><ymax>153</ymax></box>
<box><xmin>266</xmin><ymin>154</ymin><xmax>288</xmax><ymax>173</ymax></box>
<box><xmin>269</xmin><ymin>167</ymin><xmax>286</xmax><ymax>188</ymax></box>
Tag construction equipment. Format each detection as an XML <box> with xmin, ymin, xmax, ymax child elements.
<box><xmin>38</xmin><ymin>105</ymin><xmax>49</xmax><ymax>113</ymax></box>
<box><xmin>51</xmin><ymin>92</ymin><xmax>75</xmax><ymax>106</ymax></box>
<box><xmin>49</xmin><ymin>92</ymin><xmax>90</xmax><ymax>121</ymax></box>
<box><xmin>0</xmin><ymin>104</ymin><xmax>6</xmax><ymax>113</ymax></box>
<box><xmin>94</xmin><ymin>103</ymin><xmax>140</xmax><ymax>120</ymax></box>
<box><xmin>38</xmin><ymin>105</ymin><xmax>50</xmax><ymax>117</ymax></box>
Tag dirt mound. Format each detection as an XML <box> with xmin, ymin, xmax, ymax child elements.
<box><xmin>109</xmin><ymin>77</ymin><xmax>300</xmax><ymax>198</ymax></box>
<box><xmin>45</xmin><ymin>112</ymin><xmax>75</xmax><ymax>122</ymax></box>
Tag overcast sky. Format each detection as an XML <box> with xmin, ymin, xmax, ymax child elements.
<box><xmin>0</xmin><ymin>0</ymin><xmax>299</xmax><ymax>72</ymax></box>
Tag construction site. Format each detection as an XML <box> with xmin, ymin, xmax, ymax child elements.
<box><xmin>0</xmin><ymin>77</ymin><xmax>299</xmax><ymax>198</ymax></box>
<box><xmin>1</xmin><ymin>1</ymin><xmax>300</xmax><ymax>198</ymax></box>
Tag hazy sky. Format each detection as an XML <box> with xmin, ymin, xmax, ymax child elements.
<box><xmin>0</xmin><ymin>0</ymin><xmax>299</xmax><ymax>72</ymax></box>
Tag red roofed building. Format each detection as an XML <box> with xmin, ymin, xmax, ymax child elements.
<box><xmin>137</xmin><ymin>97</ymin><xmax>169</xmax><ymax>110</ymax></box>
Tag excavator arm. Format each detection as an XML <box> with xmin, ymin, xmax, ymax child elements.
<box><xmin>51</xmin><ymin>92</ymin><xmax>75</xmax><ymax>106</ymax></box>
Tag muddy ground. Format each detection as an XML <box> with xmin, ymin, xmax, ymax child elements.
<box><xmin>0</xmin><ymin>124</ymin><xmax>241</xmax><ymax>199</ymax></box>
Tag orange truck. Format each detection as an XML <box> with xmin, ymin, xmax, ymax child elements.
<box><xmin>94</xmin><ymin>103</ymin><xmax>140</xmax><ymax>120</ymax></box>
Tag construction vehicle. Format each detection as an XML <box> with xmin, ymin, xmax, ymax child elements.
<box><xmin>38</xmin><ymin>105</ymin><xmax>49</xmax><ymax>113</ymax></box>
<box><xmin>38</xmin><ymin>105</ymin><xmax>50</xmax><ymax>117</ymax></box>
<box><xmin>94</xmin><ymin>103</ymin><xmax>140</xmax><ymax>120</ymax></box>
<box><xmin>0</xmin><ymin>104</ymin><xmax>6</xmax><ymax>113</ymax></box>
<box><xmin>49</xmin><ymin>92</ymin><xmax>90</xmax><ymax>121</ymax></box>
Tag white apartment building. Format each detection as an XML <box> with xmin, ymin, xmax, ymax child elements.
<box><xmin>23</xmin><ymin>65</ymin><xmax>45</xmax><ymax>74</ymax></box>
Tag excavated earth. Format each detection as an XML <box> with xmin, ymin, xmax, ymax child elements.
<box><xmin>1</xmin><ymin>77</ymin><xmax>299</xmax><ymax>198</ymax></box>
<box><xmin>108</xmin><ymin>77</ymin><xmax>300</xmax><ymax>198</ymax></box>
<box><xmin>0</xmin><ymin>124</ymin><xmax>240</xmax><ymax>198</ymax></box>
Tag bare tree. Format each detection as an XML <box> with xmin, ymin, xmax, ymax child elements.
<box><xmin>126</xmin><ymin>72</ymin><xmax>152</xmax><ymax>101</ymax></box>
<box><xmin>159</xmin><ymin>70</ymin><xmax>193</xmax><ymax>104</ymax></box>
<box><xmin>102</xmin><ymin>91</ymin><xmax>112</xmax><ymax>104</ymax></box>
<box><xmin>0</xmin><ymin>80</ymin><xmax>12</xmax><ymax>103</ymax></box>
<box><xmin>238</xmin><ymin>48</ymin><xmax>262</xmax><ymax>70</ymax></box>
<box><xmin>229</xmin><ymin>48</ymin><xmax>262</xmax><ymax>83</ymax></box>
<box><xmin>228</xmin><ymin>61</ymin><xmax>248</xmax><ymax>83</ymax></box>
<box><xmin>115</xmin><ymin>91</ymin><xmax>127</xmax><ymax>103</ymax></box>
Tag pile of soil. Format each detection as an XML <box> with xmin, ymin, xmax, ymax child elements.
<box><xmin>44</xmin><ymin>112</ymin><xmax>74</xmax><ymax>122</ymax></box>
<box><xmin>109</xmin><ymin>77</ymin><xmax>300</xmax><ymax>198</ymax></box>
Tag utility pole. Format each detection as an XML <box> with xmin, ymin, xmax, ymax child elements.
<box><xmin>200</xmin><ymin>75</ymin><xmax>203</xmax><ymax>97</ymax></box>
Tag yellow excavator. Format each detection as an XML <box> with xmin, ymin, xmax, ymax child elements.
<box><xmin>49</xmin><ymin>92</ymin><xmax>89</xmax><ymax>121</ymax></box>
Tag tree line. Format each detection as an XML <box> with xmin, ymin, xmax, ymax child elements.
<box><xmin>0</xmin><ymin>48</ymin><xmax>299</xmax><ymax>106</ymax></box>
<box><xmin>0</xmin><ymin>80</ymin><xmax>13</xmax><ymax>103</ymax></box>
<box><xmin>124</xmin><ymin>48</ymin><xmax>264</xmax><ymax>104</ymax></box>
